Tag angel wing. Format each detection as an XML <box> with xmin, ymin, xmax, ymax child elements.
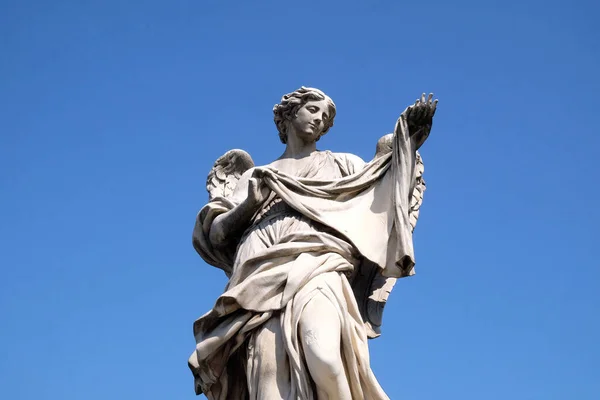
<box><xmin>195</xmin><ymin>149</ymin><xmax>254</xmax><ymax>277</ymax></box>
<box><xmin>353</xmin><ymin>134</ymin><xmax>426</xmax><ymax>338</ymax></box>
<box><xmin>206</xmin><ymin>149</ymin><xmax>255</xmax><ymax>201</ymax></box>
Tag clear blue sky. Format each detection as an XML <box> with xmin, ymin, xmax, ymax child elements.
<box><xmin>1</xmin><ymin>1</ymin><xmax>599</xmax><ymax>399</ymax></box>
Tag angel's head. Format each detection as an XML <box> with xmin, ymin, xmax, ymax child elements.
<box><xmin>273</xmin><ymin>87</ymin><xmax>337</xmax><ymax>144</ymax></box>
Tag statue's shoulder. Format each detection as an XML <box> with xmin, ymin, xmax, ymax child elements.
<box><xmin>330</xmin><ymin>151</ymin><xmax>367</xmax><ymax>173</ymax></box>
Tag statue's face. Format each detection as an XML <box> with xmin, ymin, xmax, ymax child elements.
<box><xmin>289</xmin><ymin>99</ymin><xmax>330</xmax><ymax>143</ymax></box>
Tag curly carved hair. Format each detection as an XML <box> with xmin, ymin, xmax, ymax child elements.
<box><xmin>273</xmin><ymin>87</ymin><xmax>337</xmax><ymax>144</ymax></box>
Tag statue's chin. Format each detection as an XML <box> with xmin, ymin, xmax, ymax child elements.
<box><xmin>294</xmin><ymin>130</ymin><xmax>320</xmax><ymax>144</ymax></box>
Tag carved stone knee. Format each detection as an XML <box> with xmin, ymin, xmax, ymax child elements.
<box><xmin>299</xmin><ymin>291</ymin><xmax>344</xmax><ymax>379</ymax></box>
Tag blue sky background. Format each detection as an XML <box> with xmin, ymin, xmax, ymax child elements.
<box><xmin>1</xmin><ymin>0</ymin><xmax>599</xmax><ymax>399</ymax></box>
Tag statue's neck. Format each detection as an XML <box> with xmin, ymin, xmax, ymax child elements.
<box><xmin>281</xmin><ymin>135</ymin><xmax>318</xmax><ymax>160</ymax></box>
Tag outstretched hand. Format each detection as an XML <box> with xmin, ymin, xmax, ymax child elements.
<box><xmin>406</xmin><ymin>93</ymin><xmax>437</xmax><ymax>128</ymax></box>
<box><xmin>405</xmin><ymin>93</ymin><xmax>438</xmax><ymax>148</ymax></box>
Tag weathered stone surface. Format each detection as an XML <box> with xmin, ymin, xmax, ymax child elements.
<box><xmin>188</xmin><ymin>88</ymin><xmax>438</xmax><ymax>399</ymax></box>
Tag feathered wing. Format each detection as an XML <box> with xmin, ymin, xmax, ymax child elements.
<box><xmin>206</xmin><ymin>149</ymin><xmax>254</xmax><ymax>201</ymax></box>
<box><xmin>353</xmin><ymin>134</ymin><xmax>426</xmax><ymax>338</ymax></box>
<box><xmin>194</xmin><ymin>149</ymin><xmax>254</xmax><ymax>277</ymax></box>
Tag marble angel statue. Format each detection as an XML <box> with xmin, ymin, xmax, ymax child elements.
<box><xmin>188</xmin><ymin>87</ymin><xmax>437</xmax><ymax>400</ymax></box>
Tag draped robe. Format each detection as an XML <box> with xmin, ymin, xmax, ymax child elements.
<box><xmin>189</xmin><ymin>116</ymin><xmax>420</xmax><ymax>399</ymax></box>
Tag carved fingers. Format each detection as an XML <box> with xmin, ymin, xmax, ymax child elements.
<box><xmin>406</xmin><ymin>93</ymin><xmax>437</xmax><ymax>128</ymax></box>
<box><xmin>425</xmin><ymin>93</ymin><xmax>438</xmax><ymax>118</ymax></box>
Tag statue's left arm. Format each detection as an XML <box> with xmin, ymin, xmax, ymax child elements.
<box><xmin>353</xmin><ymin>94</ymin><xmax>437</xmax><ymax>338</ymax></box>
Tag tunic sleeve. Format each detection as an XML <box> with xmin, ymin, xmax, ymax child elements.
<box><xmin>192</xmin><ymin>197</ymin><xmax>237</xmax><ymax>276</ymax></box>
